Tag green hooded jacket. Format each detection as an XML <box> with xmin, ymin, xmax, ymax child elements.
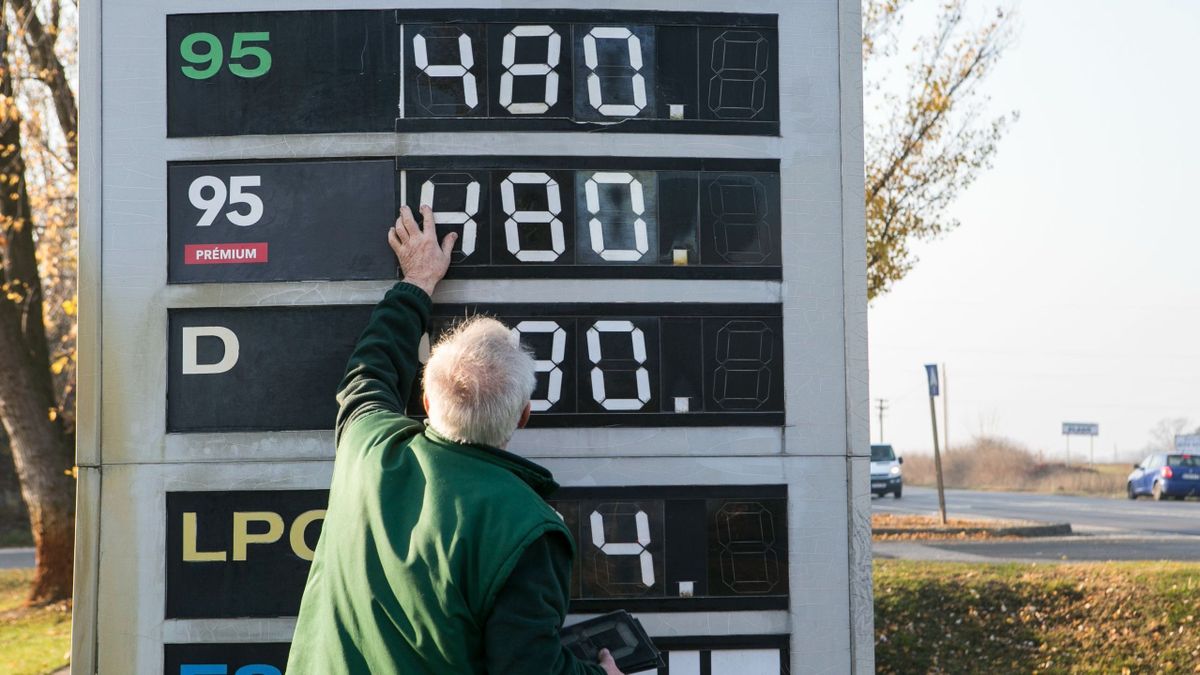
<box><xmin>287</xmin><ymin>282</ymin><xmax>603</xmax><ymax>675</ymax></box>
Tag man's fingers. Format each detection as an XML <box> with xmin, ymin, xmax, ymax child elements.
<box><xmin>440</xmin><ymin>231</ymin><xmax>458</xmax><ymax>257</ymax></box>
<box><xmin>419</xmin><ymin>205</ymin><xmax>437</xmax><ymax>238</ymax></box>
<box><xmin>387</xmin><ymin>226</ymin><xmax>404</xmax><ymax>254</ymax></box>
<box><xmin>397</xmin><ymin>205</ymin><xmax>419</xmax><ymax>240</ymax></box>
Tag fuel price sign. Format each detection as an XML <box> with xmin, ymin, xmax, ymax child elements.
<box><xmin>166</xmin><ymin>10</ymin><xmax>779</xmax><ymax>137</ymax></box>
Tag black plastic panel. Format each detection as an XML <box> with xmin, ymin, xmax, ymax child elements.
<box><xmin>167</xmin><ymin>302</ymin><xmax>784</xmax><ymax>433</ymax></box>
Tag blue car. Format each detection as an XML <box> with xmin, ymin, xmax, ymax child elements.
<box><xmin>1127</xmin><ymin>453</ymin><xmax>1200</xmax><ymax>500</ymax></box>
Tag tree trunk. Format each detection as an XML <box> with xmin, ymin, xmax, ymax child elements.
<box><xmin>0</xmin><ymin>0</ymin><xmax>73</xmax><ymax>605</ymax></box>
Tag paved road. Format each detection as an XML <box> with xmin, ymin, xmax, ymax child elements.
<box><xmin>0</xmin><ymin>547</ymin><xmax>33</xmax><ymax>569</ymax></box>
<box><xmin>873</xmin><ymin>486</ymin><xmax>1200</xmax><ymax>561</ymax></box>
<box><xmin>874</xmin><ymin>486</ymin><xmax>1200</xmax><ymax>535</ymax></box>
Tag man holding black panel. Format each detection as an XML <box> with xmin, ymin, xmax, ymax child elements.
<box><xmin>287</xmin><ymin>206</ymin><xmax>621</xmax><ymax>675</ymax></box>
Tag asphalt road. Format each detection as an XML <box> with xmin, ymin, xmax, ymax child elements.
<box><xmin>873</xmin><ymin>486</ymin><xmax>1200</xmax><ymax>562</ymax></box>
<box><xmin>0</xmin><ymin>547</ymin><xmax>33</xmax><ymax>569</ymax></box>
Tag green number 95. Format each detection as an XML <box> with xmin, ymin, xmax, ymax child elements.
<box><xmin>181</xmin><ymin>31</ymin><xmax>272</xmax><ymax>80</ymax></box>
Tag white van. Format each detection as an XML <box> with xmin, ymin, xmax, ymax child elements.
<box><xmin>870</xmin><ymin>444</ymin><xmax>903</xmax><ymax>498</ymax></box>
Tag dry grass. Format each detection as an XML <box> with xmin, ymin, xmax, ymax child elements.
<box><xmin>875</xmin><ymin>561</ymin><xmax>1200</xmax><ymax>673</ymax></box>
<box><xmin>901</xmin><ymin>437</ymin><xmax>1127</xmax><ymax>497</ymax></box>
<box><xmin>872</xmin><ymin>513</ymin><xmax>1028</xmax><ymax>541</ymax></box>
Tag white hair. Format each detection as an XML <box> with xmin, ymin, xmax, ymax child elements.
<box><xmin>422</xmin><ymin>316</ymin><xmax>535</xmax><ymax>448</ymax></box>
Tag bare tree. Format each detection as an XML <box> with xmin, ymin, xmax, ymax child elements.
<box><xmin>863</xmin><ymin>0</ymin><xmax>1018</xmax><ymax>299</ymax></box>
<box><xmin>0</xmin><ymin>0</ymin><xmax>76</xmax><ymax>605</ymax></box>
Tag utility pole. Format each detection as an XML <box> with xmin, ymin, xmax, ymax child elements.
<box><xmin>875</xmin><ymin>399</ymin><xmax>888</xmax><ymax>444</ymax></box>
<box><xmin>942</xmin><ymin>362</ymin><xmax>949</xmax><ymax>452</ymax></box>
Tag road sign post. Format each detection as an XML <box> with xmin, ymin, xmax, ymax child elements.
<box><xmin>925</xmin><ymin>364</ymin><xmax>947</xmax><ymax>524</ymax></box>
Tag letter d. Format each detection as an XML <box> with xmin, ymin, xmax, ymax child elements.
<box><xmin>182</xmin><ymin>326</ymin><xmax>240</xmax><ymax>375</ymax></box>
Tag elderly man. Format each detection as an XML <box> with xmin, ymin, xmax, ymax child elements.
<box><xmin>287</xmin><ymin>206</ymin><xmax>622</xmax><ymax>675</ymax></box>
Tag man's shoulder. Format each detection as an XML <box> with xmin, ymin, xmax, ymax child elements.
<box><xmin>338</xmin><ymin>408</ymin><xmax>424</xmax><ymax>454</ymax></box>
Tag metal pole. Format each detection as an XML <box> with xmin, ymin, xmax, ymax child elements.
<box><xmin>1089</xmin><ymin>435</ymin><xmax>1094</xmax><ymax>468</ymax></box>
<box><xmin>929</xmin><ymin>393</ymin><xmax>947</xmax><ymax>524</ymax></box>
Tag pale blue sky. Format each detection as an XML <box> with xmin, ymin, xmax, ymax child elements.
<box><xmin>867</xmin><ymin>0</ymin><xmax>1200</xmax><ymax>461</ymax></box>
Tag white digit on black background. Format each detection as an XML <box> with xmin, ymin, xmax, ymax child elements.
<box><xmin>420</xmin><ymin>177</ymin><xmax>480</xmax><ymax>256</ymax></box>
<box><xmin>501</xmin><ymin>172</ymin><xmax>566</xmax><ymax>262</ymax></box>
<box><xmin>413</xmin><ymin>29</ymin><xmax>478</xmax><ymax>109</ymax></box>
<box><xmin>586</xmin><ymin>320</ymin><xmax>650</xmax><ymax>410</ymax></box>
<box><xmin>590</xmin><ymin>507</ymin><xmax>655</xmax><ymax>587</ymax></box>
<box><xmin>585</xmin><ymin>171</ymin><xmax>648</xmax><ymax>261</ymax></box>
<box><xmin>582</xmin><ymin>27</ymin><xmax>647</xmax><ymax>117</ymax></box>
<box><xmin>500</xmin><ymin>25</ymin><xmax>560</xmax><ymax>114</ymax></box>
<box><xmin>511</xmin><ymin>320</ymin><xmax>566</xmax><ymax>411</ymax></box>
<box><xmin>188</xmin><ymin>175</ymin><xmax>263</xmax><ymax>227</ymax></box>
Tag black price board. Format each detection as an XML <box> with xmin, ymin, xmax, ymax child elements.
<box><xmin>167</xmin><ymin>159</ymin><xmax>397</xmax><ymax>283</ymax></box>
<box><xmin>548</xmin><ymin>485</ymin><xmax>788</xmax><ymax>613</ymax></box>
<box><xmin>165</xmin><ymin>490</ymin><xmax>329</xmax><ymax>619</ymax></box>
<box><xmin>395</xmin><ymin>9</ymin><xmax>779</xmax><ymax>135</ymax></box>
<box><xmin>166</xmin><ymin>156</ymin><xmax>781</xmax><ymax>284</ymax></box>
<box><xmin>163</xmin><ymin>487</ymin><xmax>785</xmax><ymax>620</ymax></box>
<box><xmin>165</xmin><ymin>10</ymin><xmax>777</xmax><ymax>137</ymax></box>
<box><xmin>167</xmin><ymin>302</ymin><xmax>784</xmax><ymax>433</ymax></box>
<box><xmin>163</xmin><ymin>635</ymin><xmax>789</xmax><ymax>675</ymax></box>
<box><xmin>166</xmin><ymin>11</ymin><xmax>400</xmax><ymax>137</ymax></box>
<box><xmin>164</xmin><ymin>642</ymin><xmax>291</xmax><ymax>675</ymax></box>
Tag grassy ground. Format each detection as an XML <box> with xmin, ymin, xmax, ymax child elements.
<box><xmin>0</xmin><ymin>570</ymin><xmax>70</xmax><ymax>675</ymax></box>
<box><xmin>4</xmin><ymin>561</ymin><xmax>1200</xmax><ymax>673</ymax></box>
<box><xmin>875</xmin><ymin>560</ymin><xmax>1200</xmax><ymax>673</ymax></box>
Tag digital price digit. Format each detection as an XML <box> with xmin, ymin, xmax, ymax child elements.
<box><xmin>511</xmin><ymin>321</ymin><xmax>566</xmax><ymax>411</ymax></box>
<box><xmin>589</xmin><ymin>503</ymin><xmax>656</xmax><ymax>592</ymax></box>
<box><xmin>585</xmin><ymin>172</ymin><xmax>649</xmax><ymax>262</ymax></box>
<box><xmin>180</xmin><ymin>32</ymin><xmax>272</xmax><ymax>80</ymax></box>
<box><xmin>499</xmin><ymin>26</ymin><xmax>561</xmax><ymax>114</ymax></box>
<box><xmin>188</xmin><ymin>176</ymin><xmax>263</xmax><ymax>227</ymax></box>
<box><xmin>420</xmin><ymin>174</ymin><xmax>480</xmax><ymax>257</ymax></box>
<box><xmin>501</xmin><ymin>172</ymin><xmax>566</xmax><ymax>262</ymax></box>
<box><xmin>412</xmin><ymin>27</ymin><xmax>479</xmax><ymax>113</ymax></box>
<box><xmin>582</xmin><ymin>27</ymin><xmax>648</xmax><ymax>117</ymax></box>
<box><xmin>586</xmin><ymin>321</ymin><xmax>650</xmax><ymax>411</ymax></box>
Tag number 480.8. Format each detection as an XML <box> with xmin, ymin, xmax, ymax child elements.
<box><xmin>180</xmin><ymin>32</ymin><xmax>272</xmax><ymax>80</ymax></box>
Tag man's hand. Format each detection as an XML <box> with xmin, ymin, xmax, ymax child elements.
<box><xmin>597</xmin><ymin>648</ymin><xmax>624</xmax><ymax>675</ymax></box>
<box><xmin>388</xmin><ymin>205</ymin><xmax>456</xmax><ymax>297</ymax></box>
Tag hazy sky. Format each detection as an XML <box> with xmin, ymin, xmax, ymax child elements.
<box><xmin>867</xmin><ymin>0</ymin><xmax>1200</xmax><ymax>461</ymax></box>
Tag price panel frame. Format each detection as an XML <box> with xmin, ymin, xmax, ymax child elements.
<box><xmin>79</xmin><ymin>0</ymin><xmax>871</xmax><ymax>673</ymax></box>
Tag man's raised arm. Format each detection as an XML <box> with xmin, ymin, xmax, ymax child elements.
<box><xmin>334</xmin><ymin>205</ymin><xmax>457</xmax><ymax>442</ymax></box>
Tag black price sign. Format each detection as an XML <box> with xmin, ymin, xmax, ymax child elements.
<box><xmin>165</xmin><ymin>490</ymin><xmax>329</xmax><ymax>619</ymax></box>
<box><xmin>167</xmin><ymin>303</ymin><xmax>783</xmax><ymax>433</ymax></box>
<box><xmin>166</xmin><ymin>156</ymin><xmax>781</xmax><ymax>284</ymax></box>
<box><xmin>548</xmin><ymin>485</ymin><xmax>788</xmax><ymax>613</ymax></box>
<box><xmin>165</xmin><ymin>11</ymin><xmax>778</xmax><ymax>137</ymax></box>
<box><xmin>163</xmin><ymin>486</ymin><xmax>785</xmax><ymax>620</ymax></box>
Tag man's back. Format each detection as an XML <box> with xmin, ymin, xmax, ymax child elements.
<box><xmin>288</xmin><ymin>409</ymin><xmax>572</xmax><ymax>674</ymax></box>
